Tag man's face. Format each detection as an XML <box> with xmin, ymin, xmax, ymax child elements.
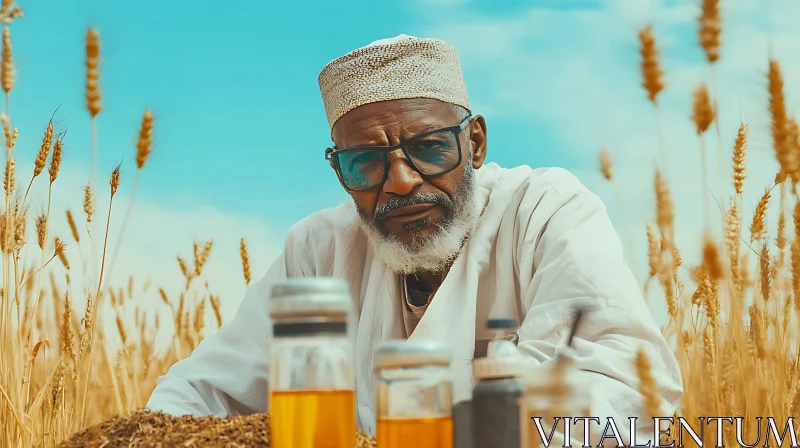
<box><xmin>328</xmin><ymin>98</ymin><xmax>487</xmax><ymax>272</ymax></box>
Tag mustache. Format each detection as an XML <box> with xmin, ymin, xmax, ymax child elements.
<box><xmin>373</xmin><ymin>192</ymin><xmax>451</xmax><ymax>223</ymax></box>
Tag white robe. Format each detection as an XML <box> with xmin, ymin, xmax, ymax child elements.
<box><xmin>146</xmin><ymin>162</ymin><xmax>683</xmax><ymax>441</ymax></box>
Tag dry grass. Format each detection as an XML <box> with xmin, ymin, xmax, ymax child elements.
<box><xmin>624</xmin><ymin>6</ymin><xmax>800</xmax><ymax>446</ymax></box>
<box><xmin>0</xmin><ymin>6</ymin><xmax>266</xmax><ymax>448</ymax></box>
<box><xmin>0</xmin><ymin>2</ymin><xmax>798</xmax><ymax>448</ymax></box>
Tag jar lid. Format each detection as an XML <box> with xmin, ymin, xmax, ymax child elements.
<box><xmin>374</xmin><ymin>340</ymin><xmax>451</xmax><ymax>369</ymax></box>
<box><xmin>269</xmin><ymin>277</ymin><xmax>351</xmax><ymax>320</ymax></box>
<box><xmin>472</xmin><ymin>357</ymin><xmax>525</xmax><ymax>380</ymax></box>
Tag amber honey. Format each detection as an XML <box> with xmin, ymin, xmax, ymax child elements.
<box><xmin>377</xmin><ymin>416</ymin><xmax>454</xmax><ymax>448</ymax></box>
<box><xmin>269</xmin><ymin>389</ymin><xmax>356</xmax><ymax>448</ymax></box>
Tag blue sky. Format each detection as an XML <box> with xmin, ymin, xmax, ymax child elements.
<box><xmin>10</xmin><ymin>0</ymin><xmax>605</xmax><ymax>236</ymax></box>
<box><xmin>9</xmin><ymin>0</ymin><xmax>800</xmax><ymax>325</ymax></box>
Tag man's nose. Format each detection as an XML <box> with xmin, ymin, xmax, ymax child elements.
<box><xmin>383</xmin><ymin>150</ymin><xmax>423</xmax><ymax>196</ymax></box>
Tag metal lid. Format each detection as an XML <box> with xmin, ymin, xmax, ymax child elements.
<box><xmin>487</xmin><ymin>318</ymin><xmax>517</xmax><ymax>330</ymax></box>
<box><xmin>271</xmin><ymin>276</ymin><xmax>350</xmax><ymax>297</ymax></box>
<box><xmin>374</xmin><ymin>340</ymin><xmax>451</xmax><ymax>369</ymax></box>
<box><xmin>269</xmin><ymin>277</ymin><xmax>351</xmax><ymax>320</ymax></box>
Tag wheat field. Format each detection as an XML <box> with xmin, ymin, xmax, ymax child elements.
<box><xmin>1</xmin><ymin>0</ymin><xmax>798</xmax><ymax>446</ymax></box>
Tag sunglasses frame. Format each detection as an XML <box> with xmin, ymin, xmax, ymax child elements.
<box><xmin>325</xmin><ymin>115</ymin><xmax>473</xmax><ymax>192</ymax></box>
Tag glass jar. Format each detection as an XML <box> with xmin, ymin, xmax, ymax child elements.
<box><xmin>268</xmin><ymin>277</ymin><xmax>355</xmax><ymax>448</ymax></box>
<box><xmin>518</xmin><ymin>346</ymin><xmax>592</xmax><ymax>448</ymax></box>
<box><xmin>375</xmin><ymin>339</ymin><xmax>454</xmax><ymax>448</ymax></box>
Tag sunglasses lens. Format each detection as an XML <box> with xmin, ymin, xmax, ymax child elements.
<box><xmin>406</xmin><ymin>131</ymin><xmax>461</xmax><ymax>175</ymax></box>
<box><xmin>332</xmin><ymin>128</ymin><xmax>462</xmax><ymax>190</ymax></box>
<box><xmin>336</xmin><ymin>149</ymin><xmax>386</xmax><ymax>190</ymax></box>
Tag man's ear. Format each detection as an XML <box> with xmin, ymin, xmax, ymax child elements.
<box><xmin>326</xmin><ymin>147</ymin><xmax>336</xmax><ymax>170</ymax></box>
<box><xmin>468</xmin><ymin>115</ymin><xmax>487</xmax><ymax>169</ymax></box>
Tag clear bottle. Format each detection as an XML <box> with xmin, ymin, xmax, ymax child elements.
<box><xmin>375</xmin><ymin>340</ymin><xmax>454</xmax><ymax>448</ymax></box>
<box><xmin>471</xmin><ymin>318</ymin><xmax>526</xmax><ymax>448</ymax></box>
<box><xmin>268</xmin><ymin>277</ymin><xmax>355</xmax><ymax>448</ymax></box>
<box><xmin>485</xmin><ymin>317</ymin><xmax>521</xmax><ymax>357</ymax></box>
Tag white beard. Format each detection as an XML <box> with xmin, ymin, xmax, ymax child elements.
<box><xmin>358</xmin><ymin>164</ymin><xmax>478</xmax><ymax>275</ymax></box>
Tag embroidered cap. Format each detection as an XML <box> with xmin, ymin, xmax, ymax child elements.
<box><xmin>317</xmin><ymin>34</ymin><xmax>471</xmax><ymax>132</ymax></box>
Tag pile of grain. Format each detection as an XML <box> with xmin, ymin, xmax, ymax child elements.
<box><xmin>58</xmin><ymin>410</ymin><xmax>376</xmax><ymax>448</ymax></box>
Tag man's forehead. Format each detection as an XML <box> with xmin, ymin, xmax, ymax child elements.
<box><xmin>332</xmin><ymin>99</ymin><xmax>457</xmax><ymax>144</ymax></box>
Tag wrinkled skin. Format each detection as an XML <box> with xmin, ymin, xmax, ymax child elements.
<box><xmin>327</xmin><ymin>98</ymin><xmax>487</xmax><ymax>288</ymax></box>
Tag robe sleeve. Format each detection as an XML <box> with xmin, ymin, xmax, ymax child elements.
<box><xmin>145</xmin><ymin>218</ymin><xmax>321</xmax><ymax>417</ymax></box>
<box><xmin>514</xmin><ymin>177</ymin><xmax>683</xmax><ymax>445</ymax></box>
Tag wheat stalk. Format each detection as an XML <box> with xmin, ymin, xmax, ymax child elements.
<box><xmin>698</xmin><ymin>0</ymin><xmax>721</xmax><ymax>64</ymax></box>
<box><xmin>639</xmin><ymin>25</ymin><xmax>667</xmax><ymax>170</ymax></box>
<box><xmin>732</xmin><ymin>123</ymin><xmax>747</xmax><ymax>196</ymax></box>
<box><xmin>240</xmin><ymin>238</ymin><xmax>251</xmax><ymax>287</ymax></box>
<box><xmin>692</xmin><ymin>83</ymin><xmax>716</xmax><ymax>227</ymax></box>
<box><xmin>634</xmin><ymin>348</ymin><xmax>661</xmax><ymax>419</ymax></box>
<box><xmin>768</xmin><ymin>60</ymin><xmax>793</xmax><ymax>185</ymax></box>
<box><xmin>105</xmin><ymin>111</ymin><xmax>153</xmax><ymax>292</ymax></box>
<box><xmin>750</xmin><ymin>188</ymin><xmax>771</xmax><ymax>244</ymax></box>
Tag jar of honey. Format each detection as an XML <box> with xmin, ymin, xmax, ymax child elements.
<box><xmin>375</xmin><ymin>340</ymin><xmax>453</xmax><ymax>448</ymax></box>
<box><xmin>268</xmin><ymin>277</ymin><xmax>355</xmax><ymax>448</ymax></box>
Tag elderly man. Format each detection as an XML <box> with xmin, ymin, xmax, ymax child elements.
<box><xmin>146</xmin><ymin>34</ymin><xmax>683</xmax><ymax>440</ymax></box>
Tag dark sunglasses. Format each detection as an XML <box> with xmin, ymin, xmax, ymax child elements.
<box><xmin>325</xmin><ymin>115</ymin><xmax>473</xmax><ymax>191</ymax></box>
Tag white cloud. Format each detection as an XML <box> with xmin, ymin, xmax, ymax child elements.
<box><xmin>419</xmin><ymin>0</ymin><xmax>800</xmax><ymax>323</ymax></box>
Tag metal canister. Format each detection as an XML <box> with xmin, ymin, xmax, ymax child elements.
<box><xmin>471</xmin><ymin>318</ymin><xmax>525</xmax><ymax>448</ymax></box>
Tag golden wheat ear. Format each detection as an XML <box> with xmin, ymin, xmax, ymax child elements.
<box><xmin>240</xmin><ymin>238</ymin><xmax>251</xmax><ymax>286</ymax></box>
<box><xmin>699</xmin><ymin>0</ymin><xmax>721</xmax><ymax>64</ymax></box>
<box><xmin>85</xmin><ymin>28</ymin><xmax>101</xmax><ymax>118</ymax></box>
<box><xmin>638</xmin><ymin>25</ymin><xmax>665</xmax><ymax>105</ymax></box>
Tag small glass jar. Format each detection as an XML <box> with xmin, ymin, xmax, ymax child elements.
<box><xmin>486</xmin><ymin>317</ymin><xmax>521</xmax><ymax>358</ymax></box>
<box><xmin>375</xmin><ymin>339</ymin><xmax>454</xmax><ymax>448</ymax></box>
<box><xmin>518</xmin><ymin>347</ymin><xmax>591</xmax><ymax>448</ymax></box>
<box><xmin>268</xmin><ymin>277</ymin><xmax>355</xmax><ymax>448</ymax></box>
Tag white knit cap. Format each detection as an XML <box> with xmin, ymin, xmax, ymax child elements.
<box><xmin>318</xmin><ymin>34</ymin><xmax>471</xmax><ymax>131</ymax></box>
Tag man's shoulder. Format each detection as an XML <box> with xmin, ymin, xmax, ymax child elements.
<box><xmin>286</xmin><ymin>200</ymin><xmax>361</xmax><ymax>243</ymax></box>
<box><xmin>479</xmin><ymin>162</ymin><xmax>587</xmax><ymax>197</ymax></box>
